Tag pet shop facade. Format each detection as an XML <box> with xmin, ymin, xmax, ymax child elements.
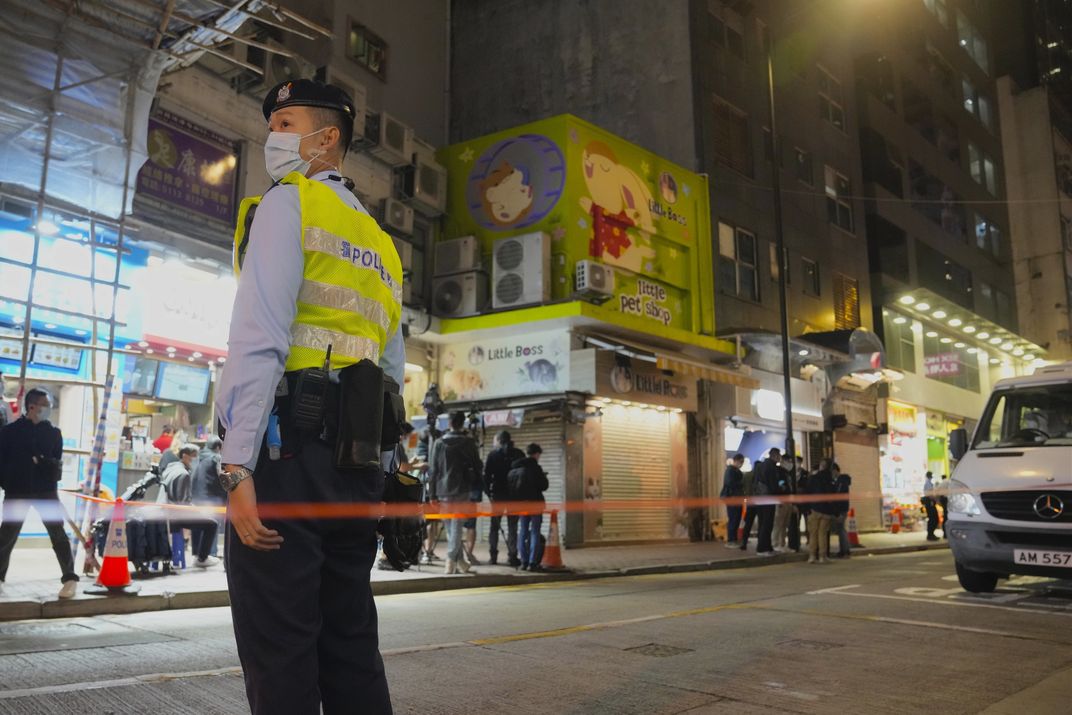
<box><xmin>426</xmin><ymin>115</ymin><xmax>758</xmax><ymax>547</ymax></box>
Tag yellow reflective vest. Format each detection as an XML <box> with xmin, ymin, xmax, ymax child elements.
<box><xmin>233</xmin><ymin>171</ymin><xmax>403</xmax><ymax>373</ymax></box>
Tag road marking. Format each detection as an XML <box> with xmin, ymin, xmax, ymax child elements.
<box><xmin>0</xmin><ymin>666</ymin><xmax>244</xmax><ymax>700</ymax></box>
<box><xmin>811</xmin><ymin>585</ymin><xmax>1072</xmax><ymax>618</ymax></box>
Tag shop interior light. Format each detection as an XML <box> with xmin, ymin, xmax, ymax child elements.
<box><xmin>940</xmin><ymin>337</ymin><xmax>952</xmax><ymax>344</ymax></box>
<box><xmin>898</xmin><ymin>296</ymin><xmax>916</xmax><ymax>305</ymax></box>
<box><xmin>34</xmin><ymin>220</ymin><xmax>60</xmax><ymax>236</ymax></box>
<box><xmin>966</xmin><ymin>348</ymin><xmax>977</xmax><ymax>354</ymax></box>
<box><xmin>925</xmin><ymin>330</ymin><xmax>938</xmax><ymax>338</ymax></box>
<box><xmin>892</xmin><ymin>316</ymin><xmax>906</xmax><ymax>325</ymax></box>
<box><xmin>963</xmin><ymin>325</ymin><xmax>976</xmax><ymax>334</ymax></box>
<box><xmin>166</xmin><ymin>346</ymin><xmax>176</xmax><ymax>353</ymax></box>
<box><xmin>915</xmin><ymin>302</ymin><xmax>931</xmax><ymax>311</ymax></box>
<box><xmin>1001</xmin><ymin>342</ymin><xmax>1014</xmax><ymax>351</ymax></box>
<box><xmin>43</xmin><ymin>323</ymin><xmax>56</xmax><ymax>329</ymax></box>
<box><xmin>145</xmin><ymin>349</ymin><xmax>154</xmax><ymax>354</ymax></box>
<box><xmin>954</xmin><ymin>342</ymin><xmax>965</xmax><ymax>348</ymax></box>
<box><xmin>671</xmin><ymin>408</ymin><xmax>683</xmax><ymax>414</ymax></box>
<box><xmin>990</xmin><ymin>358</ymin><xmax>1000</xmax><ymax>365</ymax></box>
<box><xmin>932</xmin><ymin>309</ymin><xmax>947</xmax><ymax>319</ymax></box>
<box><xmin>948</xmin><ymin>318</ymin><xmax>962</xmax><ymax>327</ymax></box>
<box><xmin>187</xmin><ymin>357</ymin><xmax>195</xmax><ymax>362</ymax></box>
<box><xmin>988</xmin><ymin>337</ymin><xmax>1002</xmax><ymax>345</ymax></box>
<box><xmin>74</xmin><ymin>329</ymin><xmax>86</xmax><ymax>336</ymax></box>
<box><xmin>137</xmin><ymin>340</ymin><xmax>149</xmax><ymax>348</ymax></box>
<box><xmin>404</xmin><ymin>362</ymin><xmax>425</xmax><ymax>373</ymax></box>
<box><xmin>798</xmin><ymin>349</ymin><xmax>810</xmax><ymax>356</ymax></box>
<box><xmin>1012</xmin><ymin>348</ymin><xmax>1024</xmax><ymax>356</ymax></box>
<box><xmin>217</xmin><ymin>357</ymin><xmax>226</xmax><ymax>363</ymax></box>
<box><xmin>1024</xmin><ymin>353</ymin><xmax>1035</xmax><ymax>361</ymax></box>
<box><xmin>977</xmin><ymin>331</ymin><xmax>990</xmax><ymax>339</ymax></box>
<box><xmin>620</xmin><ymin>401</ymin><xmax>632</xmax><ymax>406</ymax></box>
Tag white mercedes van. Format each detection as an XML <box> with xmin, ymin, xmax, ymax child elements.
<box><xmin>947</xmin><ymin>361</ymin><xmax>1072</xmax><ymax>593</ymax></box>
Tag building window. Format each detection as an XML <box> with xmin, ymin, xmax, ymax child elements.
<box><xmin>883</xmin><ymin>311</ymin><xmax>916</xmax><ymax>373</ymax></box>
<box><xmin>713</xmin><ymin>98</ymin><xmax>752</xmax><ymax>177</ymax></box>
<box><xmin>973</xmin><ymin>213</ymin><xmax>1001</xmax><ymax>257</ymax></box>
<box><xmin>923</xmin><ymin>332</ymin><xmax>980</xmax><ymax>392</ymax></box>
<box><xmin>709</xmin><ymin>7</ymin><xmax>744</xmax><ymax>60</ymax></box>
<box><xmin>824</xmin><ymin>165</ymin><xmax>854</xmax><ymax>233</ymax></box>
<box><xmin>794</xmin><ymin>148</ymin><xmax>813</xmax><ymax>185</ymax></box>
<box><xmin>832</xmin><ymin>273</ymin><xmax>860</xmax><ymax>329</ymax></box>
<box><xmin>976</xmin><ymin>280</ymin><xmax>996</xmax><ymax>319</ymax></box>
<box><xmin>802</xmin><ymin>258</ymin><xmax>820</xmax><ymax>297</ymax></box>
<box><xmin>996</xmin><ymin>288</ymin><xmax>1014</xmax><ymax>329</ymax></box>
<box><xmin>348</xmin><ymin>23</ymin><xmax>387</xmax><ymax>80</ymax></box>
<box><xmin>956</xmin><ymin>10</ymin><xmax>989</xmax><ymax>74</ymax></box>
<box><xmin>718</xmin><ymin>222</ymin><xmax>759</xmax><ymax>301</ymax></box>
<box><xmin>817</xmin><ymin>66</ymin><xmax>846</xmax><ymax>131</ymax></box>
<box><xmin>961</xmin><ymin>77</ymin><xmax>994</xmax><ymax>130</ymax></box>
<box><xmin>968</xmin><ymin>142</ymin><xmax>997</xmax><ymax>194</ymax></box>
<box><xmin>769</xmin><ymin>244</ymin><xmax>789</xmax><ymax>284</ymax></box>
<box><xmin>923</xmin><ymin>0</ymin><xmax>950</xmax><ymax>28</ymax></box>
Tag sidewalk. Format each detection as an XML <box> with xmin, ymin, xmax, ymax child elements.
<box><xmin>0</xmin><ymin>529</ymin><xmax>948</xmax><ymax>621</ymax></box>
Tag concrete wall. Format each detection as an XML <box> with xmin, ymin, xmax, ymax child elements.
<box><xmin>449</xmin><ymin>0</ymin><xmax>697</xmax><ymax>168</ymax></box>
<box><xmin>998</xmin><ymin>78</ymin><xmax>1072</xmax><ymax>360</ymax></box>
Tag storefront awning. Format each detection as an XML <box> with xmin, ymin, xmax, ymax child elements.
<box><xmin>581</xmin><ymin>332</ymin><xmax>759</xmax><ymax>389</ymax></box>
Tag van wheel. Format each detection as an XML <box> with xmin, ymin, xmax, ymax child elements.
<box><xmin>955</xmin><ymin>561</ymin><xmax>999</xmax><ymax>593</ymax></box>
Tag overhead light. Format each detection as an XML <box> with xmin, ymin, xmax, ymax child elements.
<box><xmin>948</xmin><ymin>318</ymin><xmax>962</xmax><ymax>327</ymax></box>
<box><xmin>933</xmin><ymin>310</ymin><xmax>947</xmax><ymax>319</ymax></box>
<box><xmin>940</xmin><ymin>337</ymin><xmax>952</xmax><ymax>344</ymax></box>
<box><xmin>1001</xmin><ymin>342</ymin><xmax>1014</xmax><ymax>351</ymax></box>
<box><xmin>404</xmin><ymin>362</ymin><xmax>425</xmax><ymax>373</ymax></box>
<box><xmin>192</xmin><ymin>351</ymin><xmax>203</xmax><ymax>358</ymax></box>
<box><xmin>990</xmin><ymin>358</ymin><xmax>1000</xmax><ymax>364</ymax></box>
<box><xmin>1024</xmin><ymin>353</ymin><xmax>1035</xmax><ymax>361</ymax></box>
<box><xmin>166</xmin><ymin>346</ymin><xmax>176</xmax><ymax>352</ymax></box>
<box><xmin>893</xmin><ymin>317</ymin><xmax>907</xmax><ymax>325</ymax></box>
<box><xmin>43</xmin><ymin>323</ymin><xmax>56</xmax><ymax>329</ymax></box>
<box><xmin>35</xmin><ymin>219</ymin><xmax>60</xmax><ymax>236</ymax></box>
<box><xmin>915</xmin><ymin>302</ymin><xmax>931</xmax><ymax>311</ymax></box>
<box><xmin>955</xmin><ymin>342</ymin><xmax>965</xmax><ymax>348</ymax></box>
<box><xmin>217</xmin><ymin>357</ymin><xmax>226</xmax><ymax>363</ymax></box>
<box><xmin>925</xmin><ymin>331</ymin><xmax>938</xmax><ymax>338</ymax></box>
<box><xmin>977</xmin><ymin>331</ymin><xmax>990</xmax><ymax>340</ymax></box>
<box><xmin>137</xmin><ymin>340</ymin><xmax>149</xmax><ymax>348</ymax></box>
<box><xmin>74</xmin><ymin>329</ymin><xmax>86</xmax><ymax>336</ymax></box>
<box><xmin>963</xmin><ymin>325</ymin><xmax>976</xmax><ymax>334</ymax></box>
<box><xmin>899</xmin><ymin>296</ymin><xmax>916</xmax><ymax>305</ymax></box>
<box><xmin>146</xmin><ymin>348</ymin><xmax>154</xmax><ymax>354</ymax></box>
<box><xmin>621</xmin><ymin>401</ymin><xmax>632</xmax><ymax>406</ymax></box>
<box><xmin>989</xmin><ymin>337</ymin><xmax>1002</xmax><ymax>345</ymax></box>
<box><xmin>967</xmin><ymin>348</ymin><xmax>977</xmax><ymax>354</ymax></box>
<box><xmin>187</xmin><ymin>357</ymin><xmax>195</xmax><ymax>362</ymax></box>
<box><xmin>1012</xmin><ymin>348</ymin><xmax>1024</xmax><ymax>356</ymax></box>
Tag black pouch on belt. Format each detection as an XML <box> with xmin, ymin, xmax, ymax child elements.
<box><xmin>334</xmin><ymin>359</ymin><xmax>384</xmax><ymax>470</ymax></box>
<box><xmin>380</xmin><ymin>375</ymin><xmax>406</xmax><ymax>451</ymax></box>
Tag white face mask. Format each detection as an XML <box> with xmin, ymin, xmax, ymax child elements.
<box><xmin>263</xmin><ymin>128</ymin><xmax>330</xmax><ymax>181</ymax></box>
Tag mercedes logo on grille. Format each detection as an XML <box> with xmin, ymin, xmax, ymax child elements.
<box><xmin>1033</xmin><ymin>494</ymin><xmax>1065</xmax><ymax>520</ymax></box>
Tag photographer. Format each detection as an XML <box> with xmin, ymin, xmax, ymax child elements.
<box><xmin>0</xmin><ymin>388</ymin><xmax>79</xmax><ymax>598</ymax></box>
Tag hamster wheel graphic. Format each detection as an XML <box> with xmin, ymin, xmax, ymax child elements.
<box><xmin>467</xmin><ymin>134</ymin><xmax>566</xmax><ymax>230</ymax></box>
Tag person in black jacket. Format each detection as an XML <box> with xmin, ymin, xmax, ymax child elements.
<box><xmin>804</xmin><ymin>462</ymin><xmax>840</xmax><ymax>563</ymax></box>
<box><xmin>741</xmin><ymin>448</ymin><xmax>780</xmax><ymax>556</ymax></box>
<box><xmin>509</xmin><ymin>443</ymin><xmax>549</xmax><ymax>571</ymax></box>
<box><xmin>191</xmin><ymin>436</ymin><xmax>225</xmax><ymax>558</ymax></box>
<box><xmin>427</xmin><ymin>412</ymin><xmax>483</xmax><ymax>574</ymax></box>
<box><xmin>720</xmin><ymin>454</ymin><xmax>745</xmax><ymax>547</ymax></box>
<box><xmin>0</xmin><ymin>388</ymin><xmax>79</xmax><ymax>598</ymax></box>
<box><xmin>484</xmin><ymin>430</ymin><xmax>525</xmax><ymax>566</ymax></box>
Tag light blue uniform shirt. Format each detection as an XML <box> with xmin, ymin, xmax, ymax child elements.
<box><xmin>215</xmin><ymin>170</ymin><xmax>405</xmax><ymax>469</ymax></box>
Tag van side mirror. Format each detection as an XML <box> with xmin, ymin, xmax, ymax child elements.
<box><xmin>949</xmin><ymin>428</ymin><xmax>968</xmax><ymax>461</ymax></box>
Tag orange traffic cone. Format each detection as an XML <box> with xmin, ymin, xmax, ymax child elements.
<box><xmin>846</xmin><ymin>508</ymin><xmax>861</xmax><ymax>547</ymax></box>
<box><xmin>84</xmin><ymin>499</ymin><xmax>141</xmax><ymax>595</ymax></box>
<box><xmin>541</xmin><ymin>510</ymin><xmax>567</xmax><ymax>571</ymax></box>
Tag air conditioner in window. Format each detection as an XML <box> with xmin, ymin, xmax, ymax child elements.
<box><xmin>363</xmin><ymin>111</ymin><xmax>413</xmax><ymax>167</ymax></box>
<box><xmin>435</xmin><ymin>236</ymin><xmax>480</xmax><ymax>276</ymax></box>
<box><xmin>574</xmin><ymin>259</ymin><xmax>615</xmax><ymax>304</ymax></box>
<box><xmin>492</xmin><ymin>232</ymin><xmax>550</xmax><ymax>310</ymax></box>
<box><xmin>391</xmin><ymin>237</ymin><xmax>414</xmax><ymax>304</ymax></box>
<box><xmin>400</xmin><ymin>158</ymin><xmax>448</xmax><ymax>216</ymax></box>
<box><xmin>381</xmin><ymin>198</ymin><xmax>413</xmax><ymax>236</ymax></box>
<box><xmin>431</xmin><ymin>272</ymin><xmax>487</xmax><ymax>318</ymax></box>
<box><xmin>317</xmin><ymin>66</ymin><xmax>367</xmax><ymax>140</ymax></box>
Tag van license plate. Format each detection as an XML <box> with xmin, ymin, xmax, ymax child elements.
<box><xmin>1014</xmin><ymin>550</ymin><xmax>1072</xmax><ymax>568</ymax></box>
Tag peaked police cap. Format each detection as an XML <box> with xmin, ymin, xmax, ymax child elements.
<box><xmin>262</xmin><ymin>78</ymin><xmax>355</xmax><ymax>121</ymax></box>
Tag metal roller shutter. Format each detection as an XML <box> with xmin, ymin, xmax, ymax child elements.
<box><xmin>833</xmin><ymin>430</ymin><xmax>882</xmax><ymax>532</ymax></box>
<box><xmin>601</xmin><ymin>409</ymin><xmax>673</xmax><ymax>540</ymax></box>
<box><xmin>483</xmin><ymin>417</ymin><xmax>565</xmax><ymax>541</ymax></box>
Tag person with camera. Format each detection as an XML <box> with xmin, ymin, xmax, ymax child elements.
<box><xmin>0</xmin><ymin>388</ymin><xmax>79</xmax><ymax>598</ymax></box>
<box><xmin>427</xmin><ymin>411</ymin><xmax>483</xmax><ymax>574</ymax></box>
<box><xmin>484</xmin><ymin>430</ymin><xmax>525</xmax><ymax>566</ymax></box>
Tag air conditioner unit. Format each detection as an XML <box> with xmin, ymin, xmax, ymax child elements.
<box><xmin>318</xmin><ymin>66</ymin><xmax>367</xmax><ymax>140</ymax></box>
<box><xmin>574</xmin><ymin>259</ymin><xmax>615</xmax><ymax>303</ymax></box>
<box><xmin>381</xmin><ymin>198</ymin><xmax>413</xmax><ymax>236</ymax></box>
<box><xmin>400</xmin><ymin>158</ymin><xmax>448</xmax><ymax>216</ymax></box>
<box><xmin>432</xmin><ymin>272</ymin><xmax>487</xmax><ymax>317</ymax></box>
<box><xmin>435</xmin><ymin>236</ymin><xmax>481</xmax><ymax>276</ymax></box>
<box><xmin>238</xmin><ymin>40</ymin><xmax>316</xmax><ymax>98</ymax></box>
<box><xmin>363</xmin><ymin>111</ymin><xmax>414</xmax><ymax>167</ymax></box>
<box><xmin>492</xmin><ymin>232</ymin><xmax>550</xmax><ymax>309</ymax></box>
<box><xmin>391</xmin><ymin>237</ymin><xmax>415</xmax><ymax>305</ymax></box>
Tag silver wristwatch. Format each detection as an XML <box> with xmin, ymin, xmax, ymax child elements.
<box><xmin>218</xmin><ymin>465</ymin><xmax>254</xmax><ymax>492</ymax></box>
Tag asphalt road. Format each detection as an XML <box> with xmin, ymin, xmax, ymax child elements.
<box><xmin>0</xmin><ymin>550</ymin><xmax>1070</xmax><ymax>714</ymax></box>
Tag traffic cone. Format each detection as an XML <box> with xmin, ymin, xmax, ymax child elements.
<box><xmin>846</xmin><ymin>508</ymin><xmax>861</xmax><ymax>547</ymax></box>
<box><xmin>84</xmin><ymin>499</ymin><xmax>141</xmax><ymax>595</ymax></box>
<box><xmin>541</xmin><ymin>510</ymin><xmax>567</xmax><ymax>571</ymax></box>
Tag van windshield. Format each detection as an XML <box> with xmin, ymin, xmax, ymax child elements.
<box><xmin>973</xmin><ymin>383</ymin><xmax>1072</xmax><ymax>449</ymax></box>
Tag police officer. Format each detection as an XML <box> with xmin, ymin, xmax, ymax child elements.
<box><xmin>215</xmin><ymin>79</ymin><xmax>404</xmax><ymax>715</ymax></box>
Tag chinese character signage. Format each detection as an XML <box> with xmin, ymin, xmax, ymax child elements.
<box><xmin>924</xmin><ymin>353</ymin><xmax>960</xmax><ymax>378</ymax></box>
<box><xmin>135</xmin><ymin>110</ymin><xmax>238</xmax><ymax>225</ymax></box>
<box><xmin>440</xmin><ymin>115</ymin><xmax>715</xmax><ymax>338</ymax></box>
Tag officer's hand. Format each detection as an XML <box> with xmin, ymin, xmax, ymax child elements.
<box><xmin>228</xmin><ymin>477</ymin><xmax>283</xmax><ymax>551</ymax></box>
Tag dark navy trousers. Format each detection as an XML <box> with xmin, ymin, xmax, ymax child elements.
<box><xmin>226</xmin><ymin>438</ymin><xmax>392</xmax><ymax>715</ymax></box>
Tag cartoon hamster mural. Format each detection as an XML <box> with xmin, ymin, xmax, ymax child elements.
<box><xmin>578</xmin><ymin>140</ymin><xmax>657</xmax><ymax>274</ymax></box>
<box><xmin>479</xmin><ymin>161</ymin><xmax>534</xmax><ymax>227</ymax></box>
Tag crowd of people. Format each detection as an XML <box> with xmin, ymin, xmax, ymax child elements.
<box><xmin>721</xmin><ymin>448</ymin><xmax>853</xmax><ymax>563</ymax></box>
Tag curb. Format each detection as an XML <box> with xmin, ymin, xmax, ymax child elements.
<box><xmin>0</xmin><ymin>542</ymin><xmax>949</xmax><ymax>621</ymax></box>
